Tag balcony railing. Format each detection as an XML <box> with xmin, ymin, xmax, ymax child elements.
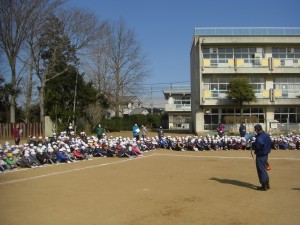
<box><xmin>165</xmin><ymin>103</ymin><xmax>191</xmax><ymax>111</ymax></box>
<box><xmin>202</xmin><ymin>58</ymin><xmax>300</xmax><ymax>69</ymax></box>
<box><xmin>203</xmin><ymin>89</ymin><xmax>300</xmax><ymax>99</ymax></box>
<box><xmin>195</xmin><ymin>27</ymin><xmax>300</xmax><ymax>36</ymax></box>
<box><xmin>175</xmin><ymin>104</ymin><xmax>191</xmax><ymax>110</ymax></box>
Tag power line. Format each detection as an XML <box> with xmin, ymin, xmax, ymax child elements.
<box><xmin>141</xmin><ymin>81</ymin><xmax>190</xmax><ymax>86</ymax></box>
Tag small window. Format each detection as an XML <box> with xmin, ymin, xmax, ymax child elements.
<box><xmin>202</xmin><ymin>48</ymin><xmax>210</xmax><ymax>53</ymax></box>
<box><xmin>274</xmin><ymin>114</ymin><xmax>280</xmax><ymax>122</ymax></box>
<box><xmin>235</xmin><ymin>108</ymin><xmax>241</xmax><ymax>114</ymax></box>
<box><xmin>203</xmin><ymin>53</ymin><xmax>210</xmax><ymax>59</ymax></box>
<box><xmin>244</xmin><ymin>108</ymin><xmax>250</xmax><ymax>114</ymax></box>
<box><xmin>274</xmin><ymin>108</ymin><xmax>281</xmax><ymax>113</ymax></box>
<box><xmin>212</xmin><ymin>115</ymin><xmax>219</xmax><ymax>124</ymax></box>
<box><xmin>290</xmin><ymin>114</ymin><xmax>296</xmax><ymax>123</ymax></box>
<box><xmin>279</xmin><ymin>48</ymin><xmax>286</xmax><ymax>53</ymax></box>
<box><xmin>258</xmin><ymin>115</ymin><xmax>264</xmax><ymax>123</ymax></box>
<box><xmin>235</xmin><ymin>48</ymin><xmax>242</xmax><ymax>53</ymax></box>
<box><xmin>241</xmin><ymin>48</ymin><xmax>248</xmax><ymax>53</ymax></box>
<box><xmin>219</xmin><ymin>84</ymin><xmax>227</xmax><ymax>90</ymax></box>
<box><xmin>228</xmin><ymin>108</ymin><xmax>234</xmax><ymax>113</ymax></box>
<box><xmin>218</xmin><ymin>48</ymin><xmax>225</xmax><ymax>53</ymax></box>
<box><xmin>211</xmin><ymin>108</ymin><xmax>218</xmax><ymax>113</ymax></box>
<box><xmin>289</xmin><ymin>108</ymin><xmax>296</xmax><ymax>113</ymax></box>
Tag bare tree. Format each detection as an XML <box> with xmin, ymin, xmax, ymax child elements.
<box><xmin>107</xmin><ymin>19</ymin><xmax>148</xmax><ymax>117</ymax></box>
<box><xmin>82</xmin><ymin>26</ymin><xmax>112</xmax><ymax>93</ymax></box>
<box><xmin>0</xmin><ymin>0</ymin><xmax>62</xmax><ymax>123</ymax></box>
<box><xmin>60</xmin><ymin>7</ymin><xmax>112</xmax><ymax>93</ymax></box>
<box><xmin>23</xmin><ymin>56</ymin><xmax>39</xmax><ymax>122</ymax></box>
<box><xmin>85</xmin><ymin>103</ymin><xmax>107</xmax><ymax>130</ymax></box>
<box><xmin>58</xmin><ymin>7</ymin><xmax>109</xmax><ymax>52</ymax></box>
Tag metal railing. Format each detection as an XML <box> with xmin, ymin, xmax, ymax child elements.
<box><xmin>175</xmin><ymin>104</ymin><xmax>191</xmax><ymax>110</ymax></box>
<box><xmin>167</xmin><ymin>84</ymin><xmax>191</xmax><ymax>91</ymax></box>
<box><xmin>202</xmin><ymin>58</ymin><xmax>300</xmax><ymax>68</ymax></box>
<box><xmin>204</xmin><ymin>89</ymin><xmax>300</xmax><ymax>99</ymax></box>
<box><xmin>195</xmin><ymin>27</ymin><xmax>300</xmax><ymax>36</ymax></box>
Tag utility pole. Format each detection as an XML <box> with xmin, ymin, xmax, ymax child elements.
<box><xmin>150</xmin><ymin>86</ymin><xmax>153</xmax><ymax>114</ymax></box>
<box><xmin>72</xmin><ymin>72</ymin><xmax>78</xmax><ymax>133</ymax></box>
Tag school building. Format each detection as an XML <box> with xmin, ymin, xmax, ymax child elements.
<box><xmin>190</xmin><ymin>27</ymin><xmax>300</xmax><ymax>133</ymax></box>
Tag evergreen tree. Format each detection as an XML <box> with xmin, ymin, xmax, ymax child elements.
<box><xmin>37</xmin><ymin>14</ymin><xmax>78</xmax><ymax>124</ymax></box>
<box><xmin>45</xmin><ymin>68</ymin><xmax>98</xmax><ymax>131</ymax></box>
<box><xmin>227</xmin><ymin>78</ymin><xmax>257</xmax><ymax>116</ymax></box>
<box><xmin>0</xmin><ymin>77</ymin><xmax>22</xmax><ymax>122</ymax></box>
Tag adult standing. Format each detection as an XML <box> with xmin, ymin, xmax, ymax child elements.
<box><xmin>252</xmin><ymin>124</ymin><xmax>272</xmax><ymax>191</ymax></box>
<box><xmin>94</xmin><ymin>124</ymin><xmax>104</xmax><ymax>140</ymax></box>
<box><xmin>239</xmin><ymin>122</ymin><xmax>247</xmax><ymax>137</ymax></box>
<box><xmin>157</xmin><ymin>126</ymin><xmax>164</xmax><ymax>141</ymax></box>
<box><xmin>132</xmin><ymin>124</ymin><xmax>140</xmax><ymax>140</ymax></box>
<box><xmin>66</xmin><ymin>123</ymin><xmax>74</xmax><ymax>136</ymax></box>
<box><xmin>141</xmin><ymin>125</ymin><xmax>147</xmax><ymax>139</ymax></box>
<box><xmin>217</xmin><ymin>123</ymin><xmax>225</xmax><ymax>137</ymax></box>
<box><xmin>12</xmin><ymin>123</ymin><xmax>22</xmax><ymax>145</ymax></box>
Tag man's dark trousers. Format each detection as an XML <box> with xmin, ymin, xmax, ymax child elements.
<box><xmin>256</xmin><ymin>155</ymin><xmax>269</xmax><ymax>186</ymax></box>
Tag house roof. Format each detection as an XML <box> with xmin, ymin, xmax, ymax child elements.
<box><xmin>130</xmin><ymin>108</ymin><xmax>149</xmax><ymax>115</ymax></box>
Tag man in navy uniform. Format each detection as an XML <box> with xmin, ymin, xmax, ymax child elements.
<box><xmin>252</xmin><ymin>124</ymin><xmax>271</xmax><ymax>191</ymax></box>
<box><xmin>239</xmin><ymin>122</ymin><xmax>247</xmax><ymax>137</ymax></box>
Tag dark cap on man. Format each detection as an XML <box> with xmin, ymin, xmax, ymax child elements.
<box><xmin>254</xmin><ymin>124</ymin><xmax>263</xmax><ymax>132</ymax></box>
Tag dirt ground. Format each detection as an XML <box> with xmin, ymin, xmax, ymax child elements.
<box><xmin>1</xmin><ymin>146</ymin><xmax>300</xmax><ymax>225</ymax></box>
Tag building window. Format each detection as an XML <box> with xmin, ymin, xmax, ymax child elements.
<box><xmin>273</xmin><ymin>76</ymin><xmax>300</xmax><ymax>98</ymax></box>
<box><xmin>204</xmin><ymin>107</ymin><xmax>265</xmax><ymax>130</ymax></box>
<box><xmin>203</xmin><ymin>47</ymin><xmax>260</xmax><ymax>62</ymax></box>
<box><xmin>249</xmin><ymin>77</ymin><xmax>265</xmax><ymax>93</ymax></box>
<box><xmin>272</xmin><ymin>47</ymin><xmax>300</xmax><ymax>59</ymax></box>
<box><xmin>174</xmin><ymin>95</ymin><xmax>191</xmax><ymax>109</ymax></box>
<box><xmin>171</xmin><ymin>114</ymin><xmax>191</xmax><ymax>129</ymax></box>
<box><xmin>204</xmin><ymin>108</ymin><xmax>219</xmax><ymax>130</ymax></box>
<box><xmin>274</xmin><ymin>107</ymin><xmax>300</xmax><ymax>123</ymax></box>
<box><xmin>240</xmin><ymin>108</ymin><xmax>264</xmax><ymax>123</ymax></box>
<box><xmin>203</xmin><ymin>76</ymin><xmax>265</xmax><ymax>98</ymax></box>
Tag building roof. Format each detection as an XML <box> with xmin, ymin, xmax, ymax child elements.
<box><xmin>129</xmin><ymin>108</ymin><xmax>149</xmax><ymax>115</ymax></box>
<box><xmin>163</xmin><ymin>90</ymin><xmax>191</xmax><ymax>99</ymax></box>
<box><xmin>162</xmin><ymin>85</ymin><xmax>191</xmax><ymax>99</ymax></box>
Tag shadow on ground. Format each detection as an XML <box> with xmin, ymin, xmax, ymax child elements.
<box><xmin>210</xmin><ymin>177</ymin><xmax>257</xmax><ymax>190</ymax></box>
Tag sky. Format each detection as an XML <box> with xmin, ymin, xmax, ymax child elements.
<box><xmin>67</xmin><ymin>0</ymin><xmax>300</xmax><ymax>105</ymax></box>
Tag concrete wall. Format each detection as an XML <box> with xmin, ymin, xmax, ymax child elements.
<box><xmin>45</xmin><ymin>116</ymin><xmax>54</xmax><ymax>137</ymax></box>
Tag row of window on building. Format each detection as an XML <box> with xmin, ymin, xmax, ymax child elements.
<box><xmin>204</xmin><ymin>107</ymin><xmax>300</xmax><ymax>130</ymax></box>
<box><xmin>203</xmin><ymin>76</ymin><xmax>300</xmax><ymax>99</ymax></box>
<box><xmin>202</xmin><ymin>47</ymin><xmax>300</xmax><ymax>59</ymax></box>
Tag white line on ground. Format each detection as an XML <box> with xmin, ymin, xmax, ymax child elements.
<box><xmin>1</xmin><ymin>152</ymin><xmax>299</xmax><ymax>186</ymax></box>
<box><xmin>156</xmin><ymin>153</ymin><xmax>300</xmax><ymax>160</ymax></box>
<box><xmin>0</xmin><ymin>154</ymin><xmax>156</xmax><ymax>186</ymax></box>
<box><xmin>157</xmin><ymin>153</ymin><xmax>253</xmax><ymax>159</ymax></box>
